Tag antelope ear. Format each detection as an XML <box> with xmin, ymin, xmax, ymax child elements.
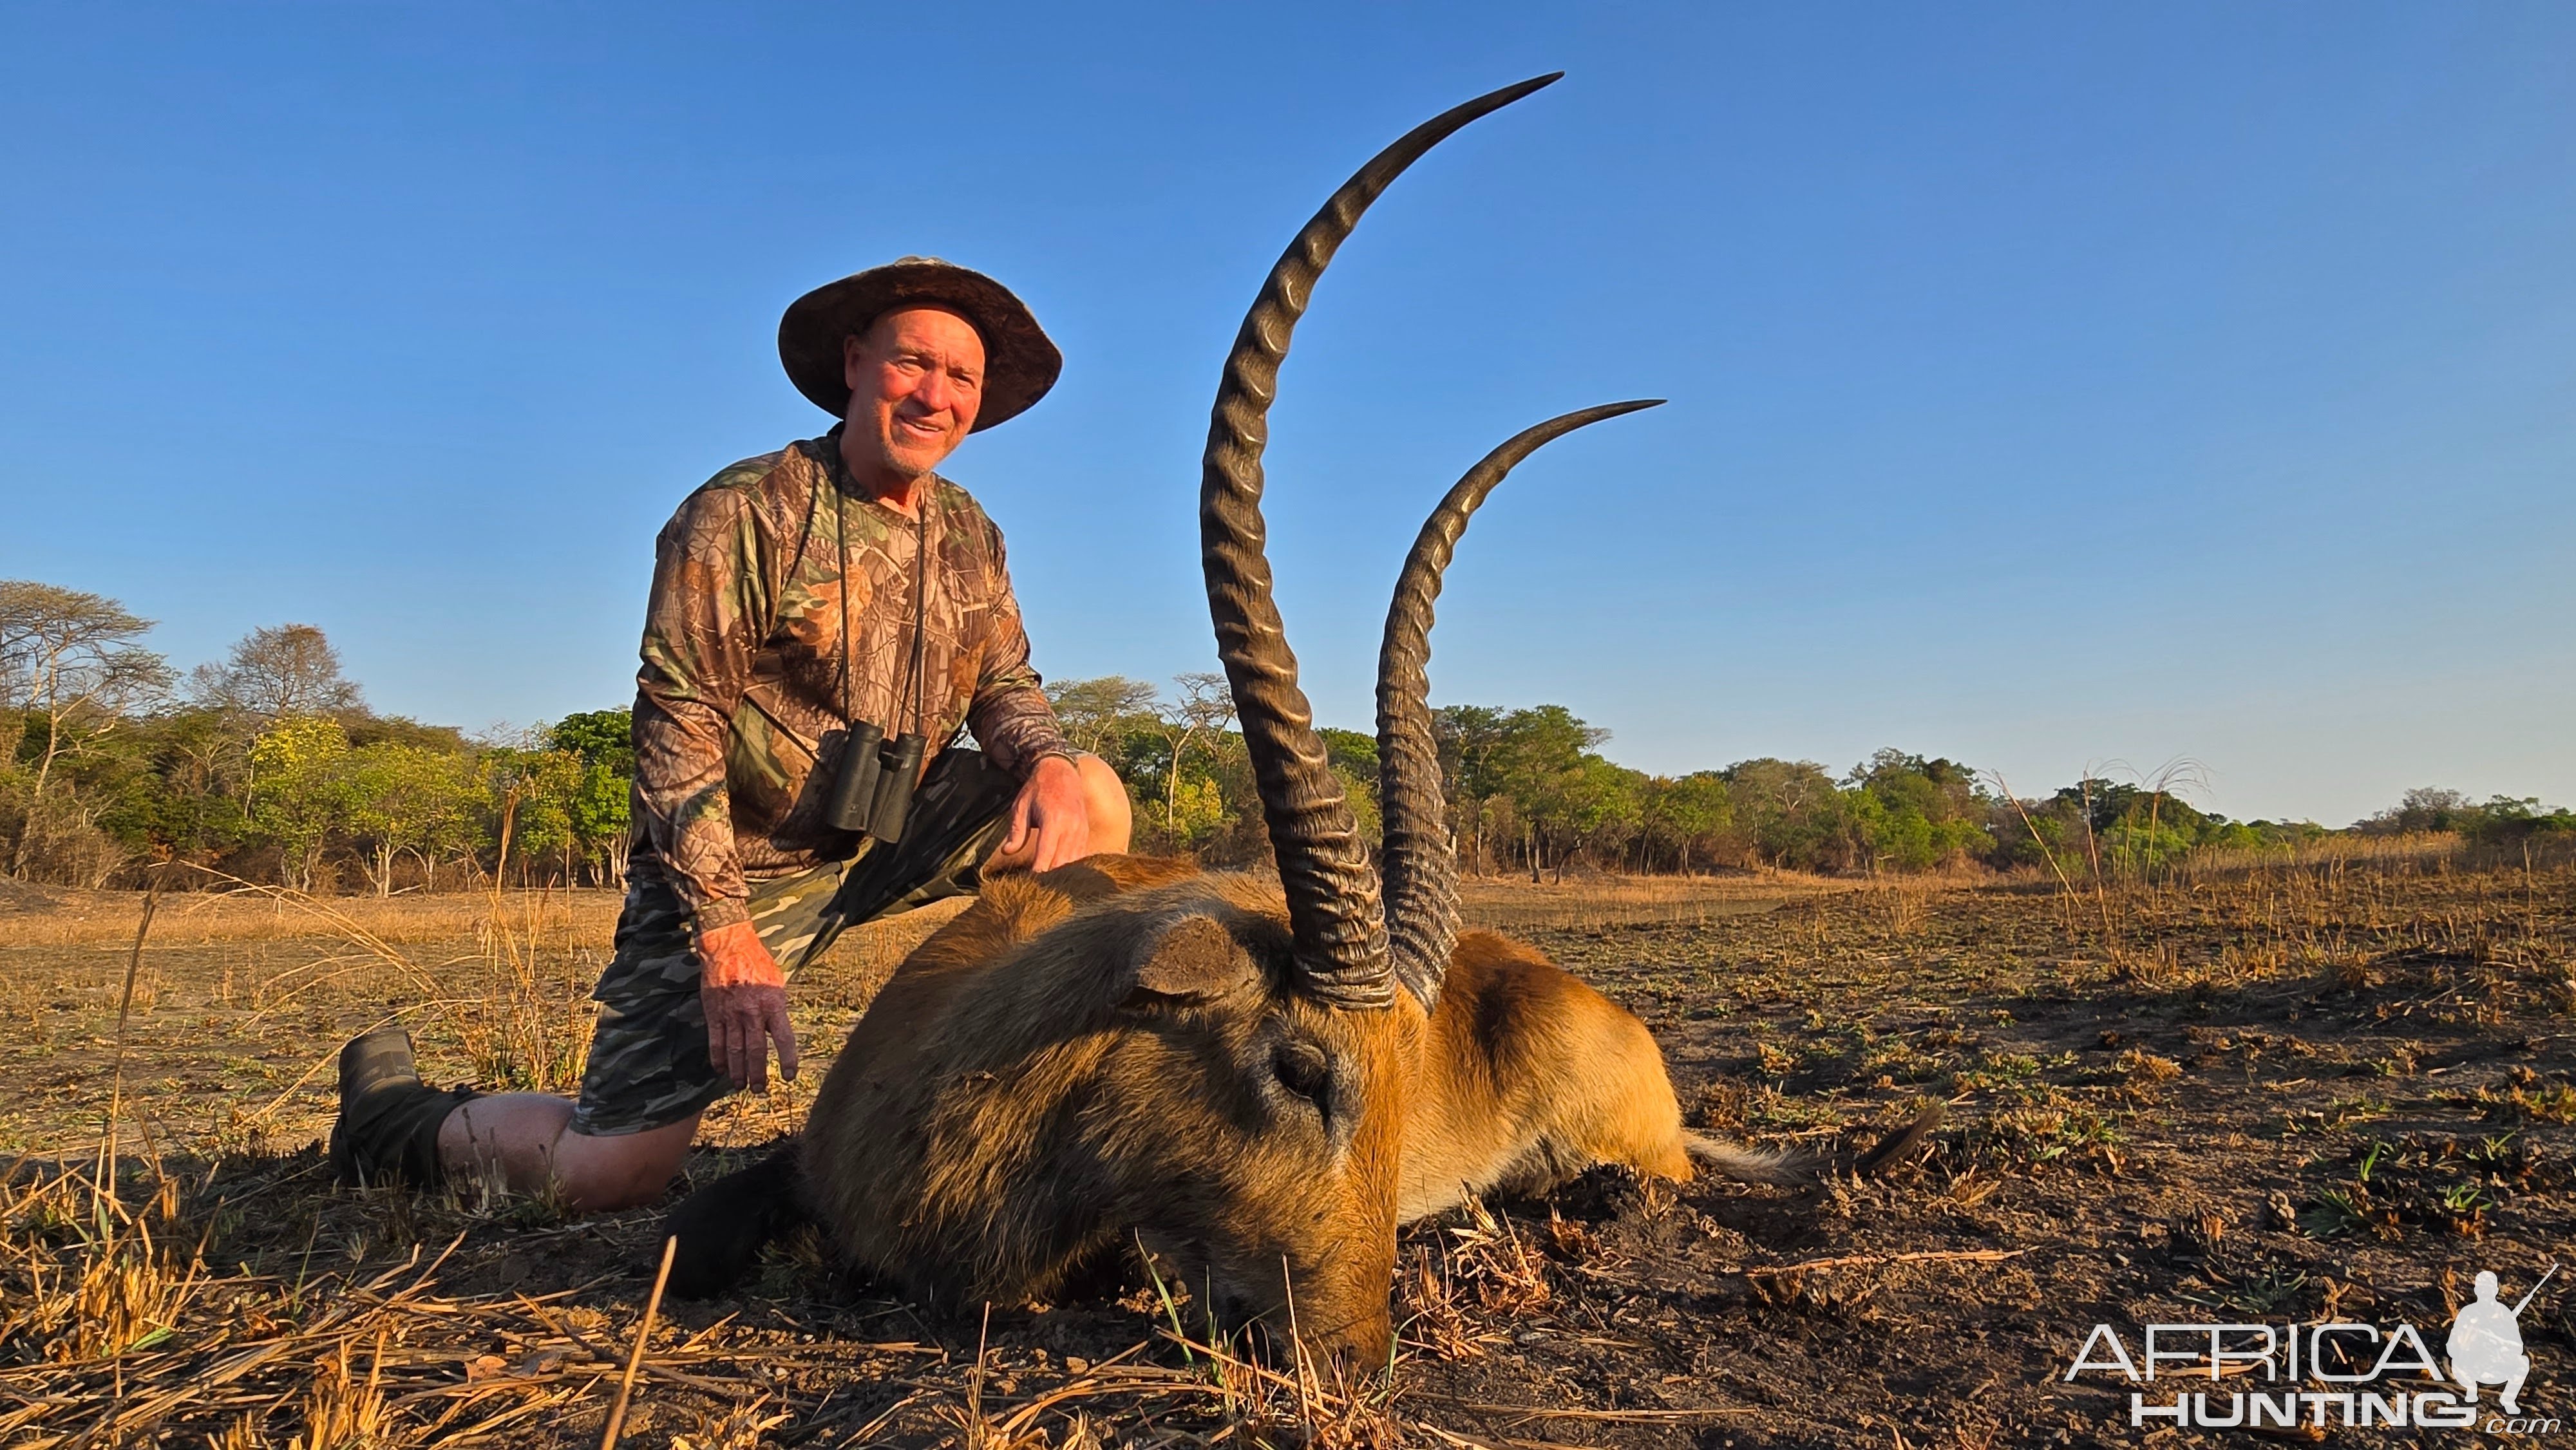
<box><xmin>1128</xmin><ymin>914</ymin><xmax>1256</xmax><ymax>1003</ymax></box>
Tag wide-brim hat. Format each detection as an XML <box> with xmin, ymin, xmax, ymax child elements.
<box><xmin>778</xmin><ymin>257</ymin><xmax>1061</xmax><ymax>431</ymax></box>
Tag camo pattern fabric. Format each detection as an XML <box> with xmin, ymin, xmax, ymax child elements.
<box><xmin>572</xmin><ymin>746</ymin><xmax>1021</xmax><ymax>1137</ymax></box>
<box><xmin>633</xmin><ymin>424</ymin><xmax>1071</xmax><ymax>933</ymax></box>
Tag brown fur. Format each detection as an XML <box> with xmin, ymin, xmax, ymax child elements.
<box><xmin>799</xmin><ymin>854</ymin><xmax>1772</xmax><ymax>1357</ymax></box>
<box><xmin>1398</xmin><ymin>930</ymin><xmax>1776</xmax><ymax>1217</ymax></box>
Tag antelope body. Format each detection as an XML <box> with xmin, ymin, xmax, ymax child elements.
<box><xmin>670</xmin><ymin>75</ymin><xmax>1866</xmax><ymax>1361</ymax></box>
<box><xmin>795</xmin><ymin>857</ymin><xmax>1769</xmax><ymax>1357</ymax></box>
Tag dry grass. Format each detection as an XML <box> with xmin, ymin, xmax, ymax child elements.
<box><xmin>1456</xmin><ymin>870</ymin><xmax>1858</xmax><ymax>936</ymax></box>
<box><xmin>2174</xmin><ymin>829</ymin><xmax>2576</xmax><ymax>883</ymax></box>
<box><xmin>2</xmin><ymin>851</ymin><xmax>2570</xmax><ymax>1445</ymax></box>
<box><xmin>0</xmin><ymin>1149</ymin><xmax>956</xmax><ymax>1449</ymax></box>
<box><xmin>0</xmin><ymin>872</ymin><xmax>1812</xmax><ymax>1447</ymax></box>
<box><xmin>2166</xmin><ymin>830</ymin><xmax>2464</xmax><ymax>881</ymax></box>
<box><xmin>1393</xmin><ymin>1198</ymin><xmax>1558</xmax><ymax>1364</ymax></box>
<box><xmin>0</xmin><ymin>884</ymin><xmax>627</xmax><ymax>950</ymax></box>
<box><xmin>0</xmin><ymin>880</ymin><xmax>972</xmax><ymax>1162</ymax></box>
<box><xmin>0</xmin><ymin>1144</ymin><xmax>1626</xmax><ymax>1449</ymax></box>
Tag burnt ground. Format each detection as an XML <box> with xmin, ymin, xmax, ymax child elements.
<box><xmin>3</xmin><ymin>860</ymin><xmax>2573</xmax><ymax>1447</ymax></box>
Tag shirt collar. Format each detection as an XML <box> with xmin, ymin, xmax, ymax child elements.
<box><xmin>808</xmin><ymin>424</ymin><xmax>942</xmax><ymax>517</ymax></box>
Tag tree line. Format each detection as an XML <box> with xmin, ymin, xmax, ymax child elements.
<box><xmin>1</xmin><ymin>582</ymin><xmax>628</xmax><ymax>892</ymax></box>
<box><xmin>1044</xmin><ymin>675</ymin><xmax>2530</xmax><ymax>883</ymax></box>
<box><xmin>4</xmin><ymin>579</ymin><xmax>2567</xmax><ymax>892</ymax></box>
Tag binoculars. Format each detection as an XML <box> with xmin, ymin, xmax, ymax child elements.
<box><xmin>823</xmin><ymin>722</ymin><xmax>925</xmax><ymax>843</ymax></box>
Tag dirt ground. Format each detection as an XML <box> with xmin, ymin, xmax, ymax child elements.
<box><xmin>4</xmin><ymin>851</ymin><xmax>2571</xmax><ymax>1447</ymax></box>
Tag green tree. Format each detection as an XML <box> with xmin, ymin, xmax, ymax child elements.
<box><xmin>548</xmin><ymin>709</ymin><xmax>635</xmax><ymax>886</ymax></box>
<box><xmin>1318</xmin><ymin>728</ymin><xmax>1379</xmax><ymax>793</ymax></box>
<box><xmin>1148</xmin><ymin>773</ymin><xmax>1232</xmax><ymax>851</ymax></box>
<box><xmin>482</xmin><ymin>746</ymin><xmax>584</xmax><ymax>887</ymax></box>
<box><xmin>1530</xmin><ymin>753</ymin><xmax>1643</xmax><ymax>871</ymax></box>
<box><xmin>1846</xmin><ymin>749</ymin><xmax>1994</xmax><ymax>872</ymax></box>
<box><xmin>343</xmin><ymin>742</ymin><xmax>480</xmax><ymax>894</ymax></box>
<box><xmin>1122</xmin><ymin>673</ymin><xmax>1236</xmax><ymax>854</ymax></box>
<box><xmin>249</xmin><ymin>716</ymin><xmax>353</xmax><ymax>889</ymax></box>
<box><xmin>1638</xmin><ymin>771</ymin><xmax>1732</xmax><ymax>873</ymax></box>
<box><xmin>120</xmin><ymin>707</ymin><xmax>251</xmax><ymax>866</ymax></box>
<box><xmin>1318</xmin><ymin>727</ymin><xmax>1383</xmax><ymax>849</ymax></box>
<box><xmin>1434</xmin><ymin>704</ymin><xmax>1628</xmax><ymax>875</ymax></box>
<box><xmin>1433</xmin><ymin>704</ymin><xmax>1510</xmax><ymax>872</ymax></box>
<box><xmin>0</xmin><ymin>581</ymin><xmax>175</xmax><ymax>882</ymax></box>
<box><xmin>2459</xmin><ymin>795</ymin><xmax>2576</xmax><ymax>849</ymax></box>
<box><xmin>2036</xmin><ymin>775</ymin><xmax>2213</xmax><ymax>881</ymax></box>
<box><xmin>1722</xmin><ymin>758</ymin><xmax>1852</xmax><ymax>871</ymax></box>
<box><xmin>1499</xmin><ymin>706</ymin><xmax>1594</xmax><ymax>875</ymax></box>
<box><xmin>347</xmin><ymin>715</ymin><xmax>471</xmax><ymax>753</ymax></box>
<box><xmin>2356</xmin><ymin>787</ymin><xmax>2480</xmax><ymax>835</ymax></box>
<box><xmin>1045</xmin><ymin>676</ymin><xmax>1160</xmax><ymax>755</ymax></box>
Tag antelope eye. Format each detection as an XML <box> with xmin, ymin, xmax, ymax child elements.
<box><xmin>1273</xmin><ymin>1041</ymin><xmax>1330</xmax><ymax>1102</ymax></box>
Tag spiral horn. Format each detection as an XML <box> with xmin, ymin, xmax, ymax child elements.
<box><xmin>1376</xmin><ymin>400</ymin><xmax>1665</xmax><ymax>1005</ymax></box>
<box><xmin>1200</xmin><ymin>74</ymin><xmax>1562</xmax><ymax>1008</ymax></box>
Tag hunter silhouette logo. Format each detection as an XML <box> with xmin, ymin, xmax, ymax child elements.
<box><xmin>2450</xmin><ymin>1265</ymin><xmax>2553</xmax><ymax>1414</ymax></box>
<box><xmin>2063</xmin><ymin>1261</ymin><xmax>2559</xmax><ymax>1433</ymax></box>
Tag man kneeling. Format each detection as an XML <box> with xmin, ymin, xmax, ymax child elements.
<box><xmin>329</xmin><ymin>258</ymin><xmax>1129</xmax><ymax>1210</ymax></box>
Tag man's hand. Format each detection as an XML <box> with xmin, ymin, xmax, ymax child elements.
<box><xmin>999</xmin><ymin>754</ymin><xmax>1092</xmax><ymax>874</ymax></box>
<box><xmin>697</xmin><ymin>920</ymin><xmax>797</xmax><ymax>1089</ymax></box>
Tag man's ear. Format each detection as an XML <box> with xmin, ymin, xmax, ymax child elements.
<box><xmin>1127</xmin><ymin>914</ymin><xmax>1255</xmax><ymax>1004</ymax></box>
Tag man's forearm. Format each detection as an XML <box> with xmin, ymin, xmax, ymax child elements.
<box><xmin>642</xmin><ymin>797</ymin><xmax>751</xmax><ymax>932</ymax></box>
<box><xmin>630</xmin><ymin>691</ymin><xmax>753</xmax><ymax>929</ymax></box>
<box><xmin>967</xmin><ymin>681</ymin><xmax>1074</xmax><ymax>778</ymax></box>
<box><xmin>634</xmin><ymin>485</ymin><xmax>768</xmax><ymax>932</ymax></box>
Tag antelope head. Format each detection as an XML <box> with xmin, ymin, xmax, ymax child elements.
<box><xmin>1110</xmin><ymin>71</ymin><xmax>1659</xmax><ymax>1357</ymax></box>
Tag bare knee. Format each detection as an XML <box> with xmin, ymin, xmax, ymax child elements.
<box><xmin>441</xmin><ymin>1095</ymin><xmax>696</xmax><ymax>1213</ymax></box>
<box><xmin>1077</xmin><ymin>754</ymin><xmax>1132</xmax><ymax>854</ymax></box>
<box><xmin>551</xmin><ymin>1118</ymin><xmax>701</xmax><ymax>1212</ymax></box>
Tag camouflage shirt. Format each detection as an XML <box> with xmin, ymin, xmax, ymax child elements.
<box><xmin>632</xmin><ymin>427</ymin><xmax>1071</xmax><ymax>932</ymax></box>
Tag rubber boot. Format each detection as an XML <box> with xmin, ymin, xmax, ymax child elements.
<box><xmin>328</xmin><ymin>1027</ymin><xmax>479</xmax><ymax>1188</ymax></box>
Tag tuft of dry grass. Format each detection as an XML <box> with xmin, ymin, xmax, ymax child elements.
<box><xmin>2114</xmin><ymin>1049</ymin><xmax>2181</xmax><ymax>1085</ymax></box>
<box><xmin>1392</xmin><ymin>1195</ymin><xmax>1559</xmax><ymax>1365</ymax></box>
<box><xmin>1</xmin><ymin>1161</ymin><xmax>202</xmax><ymax>1366</ymax></box>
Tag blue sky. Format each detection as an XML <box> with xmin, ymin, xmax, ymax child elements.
<box><xmin>3</xmin><ymin>3</ymin><xmax>2569</xmax><ymax>825</ymax></box>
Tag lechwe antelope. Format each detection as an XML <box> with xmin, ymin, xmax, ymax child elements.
<box><xmin>665</xmin><ymin>75</ymin><xmax>1933</xmax><ymax>1359</ymax></box>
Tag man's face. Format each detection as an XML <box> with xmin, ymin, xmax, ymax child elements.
<box><xmin>840</xmin><ymin>306</ymin><xmax>986</xmax><ymax>484</ymax></box>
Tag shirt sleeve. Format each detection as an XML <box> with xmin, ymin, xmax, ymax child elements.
<box><xmin>961</xmin><ymin>514</ymin><xmax>1073</xmax><ymax>778</ymax></box>
<box><xmin>632</xmin><ymin>486</ymin><xmax>769</xmax><ymax>932</ymax></box>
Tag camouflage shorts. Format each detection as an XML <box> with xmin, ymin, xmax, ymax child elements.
<box><xmin>569</xmin><ymin>746</ymin><xmax>1022</xmax><ymax>1137</ymax></box>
